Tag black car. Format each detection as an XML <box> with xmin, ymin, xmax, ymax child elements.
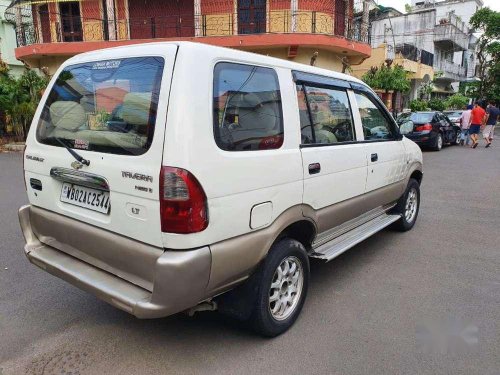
<box><xmin>397</xmin><ymin>111</ymin><xmax>461</xmax><ymax>151</ymax></box>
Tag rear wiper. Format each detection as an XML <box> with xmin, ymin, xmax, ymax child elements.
<box><xmin>53</xmin><ymin>137</ymin><xmax>90</xmax><ymax>166</ymax></box>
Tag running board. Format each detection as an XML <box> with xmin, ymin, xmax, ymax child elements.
<box><xmin>310</xmin><ymin>214</ymin><xmax>401</xmax><ymax>262</ymax></box>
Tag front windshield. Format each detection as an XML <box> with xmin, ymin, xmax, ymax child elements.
<box><xmin>37</xmin><ymin>57</ymin><xmax>165</xmax><ymax>155</ymax></box>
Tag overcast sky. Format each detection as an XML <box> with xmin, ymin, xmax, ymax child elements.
<box><xmin>379</xmin><ymin>0</ymin><xmax>500</xmax><ymax>12</ymax></box>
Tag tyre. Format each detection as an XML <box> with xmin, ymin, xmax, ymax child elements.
<box><xmin>392</xmin><ymin>178</ymin><xmax>420</xmax><ymax>232</ymax></box>
<box><xmin>250</xmin><ymin>238</ymin><xmax>309</xmax><ymax>337</ymax></box>
<box><xmin>431</xmin><ymin>133</ymin><xmax>443</xmax><ymax>151</ymax></box>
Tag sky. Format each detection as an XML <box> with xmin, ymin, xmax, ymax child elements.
<box><xmin>379</xmin><ymin>0</ymin><xmax>500</xmax><ymax>12</ymax></box>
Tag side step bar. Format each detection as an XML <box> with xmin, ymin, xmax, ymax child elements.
<box><xmin>310</xmin><ymin>214</ymin><xmax>401</xmax><ymax>262</ymax></box>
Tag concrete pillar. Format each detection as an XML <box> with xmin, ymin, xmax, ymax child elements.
<box><xmin>291</xmin><ymin>0</ymin><xmax>297</xmax><ymax>33</ymax></box>
<box><xmin>194</xmin><ymin>0</ymin><xmax>201</xmax><ymax>37</ymax></box>
<box><xmin>106</xmin><ymin>0</ymin><xmax>116</xmax><ymax>40</ymax></box>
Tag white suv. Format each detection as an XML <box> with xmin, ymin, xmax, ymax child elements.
<box><xmin>19</xmin><ymin>42</ymin><xmax>423</xmax><ymax>336</ymax></box>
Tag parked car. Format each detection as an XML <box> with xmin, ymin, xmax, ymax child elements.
<box><xmin>397</xmin><ymin>111</ymin><xmax>461</xmax><ymax>151</ymax></box>
<box><xmin>443</xmin><ymin>110</ymin><xmax>464</xmax><ymax>126</ymax></box>
<box><xmin>19</xmin><ymin>42</ymin><xmax>423</xmax><ymax>337</ymax></box>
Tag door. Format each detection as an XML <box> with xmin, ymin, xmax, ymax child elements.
<box><xmin>334</xmin><ymin>0</ymin><xmax>346</xmax><ymax>36</ymax></box>
<box><xmin>38</xmin><ymin>4</ymin><xmax>51</xmax><ymax>43</ymax></box>
<box><xmin>238</xmin><ymin>0</ymin><xmax>266</xmax><ymax>34</ymax></box>
<box><xmin>437</xmin><ymin>113</ymin><xmax>454</xmax><ymax>143</ymax></box>
<box><xmin>24</xmin><ymin>47</ymin><xmax>177</xmax><ymax>248</ymax></box>
<box><xmin>353</xmin><ymin>91</ymin><xmax>406</xmax><ymax>197</ymax></box>
<box><xmin>296</xmin><ymin>76</ymin><xmax>368</xmax><ymax>234</ymax></box>
<box><xmin>128</xmin><ymin>0</ymin><xmax>194</xmax><ymax>39</ymax></box>
<box><xmin>59</xmin><ymin>2</ymin><xmax>83</xmax><ymax>42</ymax></box>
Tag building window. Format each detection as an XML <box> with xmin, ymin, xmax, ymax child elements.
<box><xmin>59</xmin><ymin>1</ymin><xmax>83</xmax><ymax>42</ymax></box>
<box><xmin>213</xmin><ymin>62</ymin><xmax>284</xmax><ymax>151</ymax></box>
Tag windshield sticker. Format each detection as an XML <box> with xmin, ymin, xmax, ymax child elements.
<box><xmin>74</xmin><ymin>139</ymin><xmax>89</xmax><ymax>150</ymax></box>
<box><xmin>92</xmin><ymin>60</ymin><xmax>121</xmax><ymax>70</ymax></box>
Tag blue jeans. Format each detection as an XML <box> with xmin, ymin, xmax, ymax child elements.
<box><xmin>461</xmin><ymin>129</ymin><xmax>470</xmax><ymax>145</ymax></box>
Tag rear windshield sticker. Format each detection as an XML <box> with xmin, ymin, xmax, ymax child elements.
<box><xmin>92</xmin><ymin>60</ymin><xmax>121</xmax><ymax>70</ymax></box>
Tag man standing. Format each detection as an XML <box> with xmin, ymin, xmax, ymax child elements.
<box><xmin>469</xmin><ymin>102</ymin><xmax>486</xmax><ymax>148</ymax></box>
<box><xmin>459</xmin><ymin>104</ymin><xmax>473</xmax><ymax>146</ymax></box>
<box><xmin>483</xmin><ymin>101</ymin><xmax>499</xmax><ymax>148</ymax></box>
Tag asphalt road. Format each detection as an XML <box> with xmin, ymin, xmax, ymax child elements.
<box><xmin>1</xmin><ymin>139</ymin><xmax>499</xmax><ymax>375</ymax></box>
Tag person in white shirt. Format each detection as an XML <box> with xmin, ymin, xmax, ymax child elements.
<box><xmin>459</xmin><ymin>104</ymin><xmax>473</xmax><ymax>146</ymax></box>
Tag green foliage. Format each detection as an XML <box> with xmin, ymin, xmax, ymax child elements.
<box><xmin>445</xmin><ymin>93</ymin><xmax>469</xmax><ymax>109</ymax></box>
<box><xmin>362</xmin><ymin>62</ymin><xmax>411</xmax><ymax>93</ymax></box>
<box><xmin>0</xmin><ymin>65</ymin><xmax>49</xmax><ymax>140</ymax></box>
<box><xmin>428</xmin><ymin>98</ymin><xmax>446</xmax><ymax>111</ymax></box>
<box><xmin>409</xmin><ymin>99</ymin><xmax>428</xmax><ymax>112</ymax></box>
<box><xmin>469</xmin><ymin>8</ymin><xmax>500</xmax><ymax>101</ymax></box>
<box><xmin>404</xmin><ymin>3</ymin><xmax>412</xmax><ymax>13</ymax></box>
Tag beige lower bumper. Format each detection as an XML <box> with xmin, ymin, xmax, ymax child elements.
<box><xmin>18</xmin><ymin>205</ymin><xmax>212</xmax><ymax>319</ymax></box>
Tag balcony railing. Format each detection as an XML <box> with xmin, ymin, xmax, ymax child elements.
<box><xmin>434</xmin><ymin>12</ymin><xmax>470</xmax><ymax>51</ymax></box>
<box><xmin>434</xmin><ymin>60</ymin><xmax>466</xmax><ymax>80</ymax></box>
<box><xmin>10</xmin><ymin>7</ymin><xmax>368</xmax><ymax>48</ymax></box>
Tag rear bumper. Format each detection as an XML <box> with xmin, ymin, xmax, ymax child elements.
<box><xmin>18</xmin><ymin>205</ymin><xmax>211</xmax><ymax>319</ymax></box>
<box><xmin>405</xmin><ymin>131</ymin><xmax>436</xmax><ymax>147</ymax></box>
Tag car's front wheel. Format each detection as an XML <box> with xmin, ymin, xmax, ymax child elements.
<box><xmin>250</xmin><ymin>238</ymin><xmax>309</xmax><ymax>337</ymax></box>
<box><xmin>392</xmin><ymin>178</ymin><xmax>420</xmax><ymax>231</ymax></box>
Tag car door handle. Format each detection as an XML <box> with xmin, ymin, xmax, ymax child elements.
<box><xmin>371</xmin><ymin>153</ymin><xmax>378</xmax><ymax>162</ymax></box>
<box><xmin>308</xmin><ymin>163</ymin><xmax>321</xmax><ymax>174</ymax></box>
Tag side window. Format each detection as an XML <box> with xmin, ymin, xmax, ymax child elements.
<box><xmin>213</xmin><ymin>63</ymin><xmax>283</xmax><ymax>151</ymax></box>
<box><xmin>355</xmin><ymin>92</ymin><xmax>395</xmax><ymax>140</ymax></box>
<box><xmin>297</xmin><ymin>84</ymin><xmax>355</xmax><ymax>145</ymax></box>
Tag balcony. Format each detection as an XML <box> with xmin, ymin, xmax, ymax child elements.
<box><xmin>434</xmin><ymin>12</ymin><xmax>470</xmax><ymax>52</ymax></box>
<box><xmin>433</xmin><ymin>60</ymin><xmax>466</xmax><ymax>82</ymax></box>
<box><xmin>6</xmin><ymin>0</ymin><xmax>369</xmax><ymax>51</ymax></box>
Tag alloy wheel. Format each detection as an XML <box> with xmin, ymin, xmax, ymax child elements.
<box><xmin>268</xmin><ymin>256</ymin><xmax>304</xmax><ymax>321</ymax></box>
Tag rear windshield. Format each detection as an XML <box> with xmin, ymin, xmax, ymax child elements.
<box><xmin>37</xmin><ymin>57</ymin><xmax>165</xmax><ymax>155</ymax></box>
<box><xmin>398</xmin><ymin>112</ymin><xmax>434</xmax><ymax>124</ymax></box>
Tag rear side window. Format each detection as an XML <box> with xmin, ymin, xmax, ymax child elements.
<box><xmin>213</xmin><ymin>62</ymin><xmax>284</xmax><ymax>151</ymax></box>
<box><xmin>297</xmin><ymin>84</ymin><xmax>355</xmax><ymax>144</ymax></box>
<box><xmin>37</xmin><ymin>57</ymin><xmax>164</xmax><ymax>155</ymax></box>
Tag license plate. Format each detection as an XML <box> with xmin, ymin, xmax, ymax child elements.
<box><xmin>60</xmin><ymin>183</ymin><xmax>110</xmax><ymax>214</ymax></box>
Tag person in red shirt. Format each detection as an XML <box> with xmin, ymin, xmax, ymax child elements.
<box><xmin>469</xmin><ymin>102</ymin><xmax>486</xmax><ymax>148</ymax></box>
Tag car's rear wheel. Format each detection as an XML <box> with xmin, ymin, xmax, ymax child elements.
<box><xmin>432</xmin><ymin>133</ymin><xmax>443</xmax><ymax>151</ymax></box>
<box><xmin>250</xmin><ymin>238</ymin><xmax>309</xmax><ymax>337</ymax></box>
<box><xmin>392</xmin><ymin>178</ymin><xmax>420</xmax><ymax>232</ymax></box>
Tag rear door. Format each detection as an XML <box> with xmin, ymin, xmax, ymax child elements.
<box><xmin>24</xmin><ymin>45</ymin><xmax>178</xmax><ymax>247</ymax></box>
<box><xmin>295</xmin><ymin>72</ymin><xmax>368</xmax><ymax>234</ymax></box>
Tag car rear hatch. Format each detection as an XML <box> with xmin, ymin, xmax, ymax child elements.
<box><xmin>399</xmin><ymin>112</ymin><xmax>434</xmax><ymax>136</ymax></box>
<box><xmin>23</xmin><ymin>45</ymin><xmax>178</xmax><ymax>290</ymax></box>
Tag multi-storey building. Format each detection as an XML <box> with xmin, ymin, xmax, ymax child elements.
<box><xmin>362</xmin><ymin>0</ymin><xmax>480</xmax><ymax>103</ymax></box>
<box><xmin>0</xmin><ymin>0</ymin><xmax>24</xmax><ymax>75</ymax></box>
<box><xmin>4</xmin><ymin>0</ymin><xmax>371</xmax><ymax>75</ymax></box>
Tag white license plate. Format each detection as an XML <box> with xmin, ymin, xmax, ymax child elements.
<box><xmin>60</xmin><ymin>183</ymin><xmax>110</xmax><ymax>214</ymax></box>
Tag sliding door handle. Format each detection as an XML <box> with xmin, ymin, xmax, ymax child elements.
<box><xmin>371</xmin><ymin>153</ymin><xmax>378</xmax><ymax>162</ymax></box>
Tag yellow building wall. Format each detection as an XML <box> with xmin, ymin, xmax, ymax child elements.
<box><xmin>350</xmin><ymin>44</ymin><xmax>387</xmax><ymax>79</ymax></box>
<box><xmin>248</xmin><ymin>47</ymin><xmax>344</xmax><ymax>72</ymax></box>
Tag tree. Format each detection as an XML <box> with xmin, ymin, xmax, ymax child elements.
<box><xmin>428</xmin><ymin>98</ymin><xmax>446</xmax><ymax>111</ymax></box>
<box><xmin>362</xmin><ymin>61</ymin><xmax>411</xmax><ymax>94</ymax></box>
<box><xmin>445</xmin><ymin>93</ymin><xmax>469</xmax><ymax>109</ymax></box>
<box><xmin>469</xmin><ymin>8</ymin><xmax>500</xmax><ymax>101</ymax></box>
<box><xmin>0</xmin><ymin>64</ymin><xmax>49</xmax><ymax>140</ymax></box>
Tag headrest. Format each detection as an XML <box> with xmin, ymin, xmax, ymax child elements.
<box><xmin>49</xmin><ymin>101</ymin><xmax>86</xmax><ymax>131</ymax></box>
<box><xmin>121</xmin><ymin>93</ymin><xmax>152</xmax><ymax>126</ymax></box>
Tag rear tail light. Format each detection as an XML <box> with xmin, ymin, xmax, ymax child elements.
<box><xmin>159</xmin><ymin>166</ymin><xmax>208</xmax><ymax>234</ymax></box>
<box><xmin>416</xmin><ymin>123</ymin><xmax>432</xmax><ymax>132</ymax></box>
